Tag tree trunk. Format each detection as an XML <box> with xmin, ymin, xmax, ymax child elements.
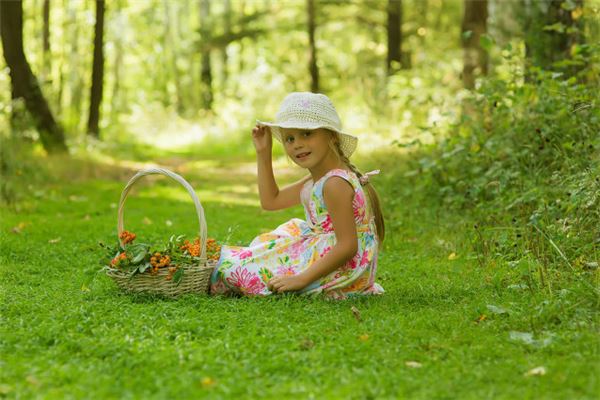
<box><xmin>200</xmin><ymin>0</ymin><xmax>213</xmax><ymax>110</ymax></box>
<box><xmin>387</xmin><ymin>0</ymin><xmax>403</xmax><ymax>74</ymax></box>
<box><xmin>461</xmin><ymin>0</ymin><xmax>488</xmax><ymax>89</ymax></box>
<box><xmin>164</xmin><ymin>0</ymin><xmax>184</xmax><ymax>114</ymax></box>
<box><xmin>417</xmin><ymin>0</ymin><xmax>428</xmax><ymax>29</ymax></box>
<box><xmin>307</xmin><ymin>0</ymin><xmax>319</xmax><ymax>92</ymax></box>
<box><xmin>88</xmin><ymin>0</ymin><xmax>106</xmax><ymax>137</ymax></box>
<box><xmin>222</xmin><ymin>0</ymin><xmax>231</xmax><ymax>91</ymax></box>
<box><xmin>42</xmin><ymin>0</ymin><xmax>50</xmax><ymax>74</ymax></box>
<box><xmin>110</xmin><ymin>9</ymin><xmax>123</xmax><ymax>122</ymax></box>
<box><xmin>524</xmin><ymin>0</ymin><xmax>584</xmax><ymax>77</ymax></box>
<box><xmin>69</xmin><ymin>4</ymin><xmax>82</xmax><ymax>128</ymax></box>
<box><xmin>0</xmin><ymin>0</ymin><xmax>67</xmax><ymax>153</ymax></box>
<box><xmin>235</xmin><ymin>0</ymin><xmax>246</xmax><ymax>96</ymax></box>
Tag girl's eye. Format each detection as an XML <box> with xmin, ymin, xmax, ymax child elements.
<box><xmin>303</xmin><ymin>131</ymin><xmax>312</xmax><ymax>137</ymax></box>
<box><xmin>285</xmin><ymin>136</ymin><xmax>294</xmax><ymax>143</ymax></box>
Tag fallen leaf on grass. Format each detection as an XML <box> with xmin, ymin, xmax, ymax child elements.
<box><xmin>299</xmin><ymin>338</ymin><xmax>314</xmax><ymax>350</ymax></box>
<box><xmin>201</xmin><ymin>377</ymin><xmax>216</xmax><ymax>388</ymax></box>
<box><xmin>486</xmin><ymin>304</ymin><xmax>509</xmax><ymax>315</ymax></box>
<box><xmin>26</xmin><ymin>375</ymin><xmax>40</xmax><ymax>387</ymax></box>
<box><xmin>507</xmin><ymin>283</ymin><xmax>527</xmax><ymax>290</ymax></box>
<box><xmin>110</xmin><ymin>203</ymin><xmax>117</xmax><ymax>209</ymax></box>
<box><xmin>81</xmin><ymin>284</ymin><xmax>91</xmax><ymax>292</ymax></box>
<box><xmin>165</xmin><ymin>219</ymin><xmax>173</xmax><ymax>227</ymax></box>
<box><xmin>524</xmin><ymin>366</ymin><xmax>547</xmax><ymax>377</ymax></box>
<box><xmin>11</xmin><ymin>222</ymin><xmax>27</xmax><ymax>234</ymax></box>
<box><xmin>68</xmin><ymin>195</ymin><xmax>88</xmax><ymax>202</ymax></box>
<box><xmin>405</xmin><ymin>361</ymin><xmax>423</xmax><ymax>368</ymax></box>
<box><xmin>509</xmin><ymin>331</ymin><xmax>554</xmax><ymax>348</ymax></box>
<box><xmin>48</xmin><ymin>237</ymin><xmax>62</xmax><ymax>244</ymax></box>
<box><xmin>351</xmin><ymin>306</ymin><xmax>362</xmax><ymax>322</ymax></box>
<box><xmin>584</xmin><ymin>261</ymin><xmax>598</xmax><ymax>270</ymax></box>
<box><xmin>0</xmin><ymin>384</ymin><xmax>12</xmax><ymax>395</ymax></box>
<box><xmin>448</xmin><ymin>252</ymin><xmax>458</xmax><ymax>260</ymax></box>
<box><xmin>142</xmin><ymin>217</ymin><xmax>153</xmax><ymax>225</ymax></box>
<box><xmin>83</xmin><ymin>214</ymin><xmax>91</xmax><ymax>221</ymax></box>
<box><xmin>358</xmin><ymin>334</ymin><xmax>369</xmax><ymax>342</ymax></box>
<box><xmin>475</xmin><ymin>314</ymin><xmax>487</xmax><ymax>323</ymax></box>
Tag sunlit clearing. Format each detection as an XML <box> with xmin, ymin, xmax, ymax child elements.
<box><xmin>125</xmin><ymin>105</ymin><xmax>216</xmax><ymax>148</ymax></box>
<box><xmin>136</xmin><ymin>185</ymin><xmax>260</xmax><ymax>208</ymax></box>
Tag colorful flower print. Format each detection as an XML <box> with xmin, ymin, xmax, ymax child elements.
<box><xmin>225</xmin><ymin>266</ymin><xmax>265</xmax><ymax>295</ymax></box>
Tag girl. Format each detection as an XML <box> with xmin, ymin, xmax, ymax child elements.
<box><xmin>210</xmin><ymin>92</ymin><xmax>385</xmax><ymax>299</ymax></box>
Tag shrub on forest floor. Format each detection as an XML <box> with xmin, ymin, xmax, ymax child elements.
<box><xmin>399</xmin><ymin>53</ymin><xmax>600</xmax><ymax>297</ymax></box>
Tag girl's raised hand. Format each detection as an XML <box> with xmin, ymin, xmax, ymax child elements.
<box><xmin>252</xmin><ymin>124</ymin><xmax>272</xmax><ymax>154</ymax></box>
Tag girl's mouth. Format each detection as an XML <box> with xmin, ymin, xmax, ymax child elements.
<box><xmin>296</xmin><ymin>152</ymin><xmax>311</xmax><ymax>160</ymax></box>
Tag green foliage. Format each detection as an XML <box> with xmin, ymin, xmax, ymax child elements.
<box><xmin>400</xmin><ymin>48</ymin><xmax>600</xmax><ymax>299</ymax></box>
<box><xmin>0</xmin><ymin>136</ymin><xmax>50</xmax><ymax>207</ymax></box>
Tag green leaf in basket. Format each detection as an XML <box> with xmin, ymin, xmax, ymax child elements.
<box><xmin>138</xmin><ymin>263</ymin><xmax>151</xmax><ymax>274</ymax></box>
<box><xmin>128</xmin><ymin>243</ymin><xmax>150</xmax><ymax>264</ymax></box>
<box><xmin>173</xmin><ymin>268</ymin><xmax>185</xmax><ymax>286</ymax></box>
<box><xmin>128</xmin><ymin>268</ymin><xmax>140</xmax><ymax>280</ymax></box>
<box><xmin>131</xmin><ymin>252</ymin><xmax>146</xmax><ymax>264</ymax></box>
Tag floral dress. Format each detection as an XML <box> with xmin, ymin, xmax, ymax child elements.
<box><xmin>210</xmin><ymin>169</ymin><xmax>384</xmax><ymax>300</ymax></box>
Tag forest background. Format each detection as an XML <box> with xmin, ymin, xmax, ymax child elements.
<box><xmin>1</xmin><ymin>0</ymin><xmax>599</xmax><ymax>398</ymax></box>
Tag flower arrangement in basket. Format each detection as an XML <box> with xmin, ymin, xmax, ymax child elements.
<box><xmin>102</xmin><ymin>168</ymin><xmax>219</xmax><ymax>297</ymax></box>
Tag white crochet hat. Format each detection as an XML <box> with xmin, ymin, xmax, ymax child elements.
<box><xmin>257</xmin><ymin>92</ymin><xmax>358</xmax><ymax>158</ymax></box>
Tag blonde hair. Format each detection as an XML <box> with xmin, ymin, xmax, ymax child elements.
<box><xmin>329</xmin><ymin>132</ymin><xmax>385</xmax><ymax>245</ymax></box>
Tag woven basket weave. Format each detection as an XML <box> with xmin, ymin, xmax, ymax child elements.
<box><xmin>106</xmin><ymin>167</ymin><xmax>216</xmax><ymax>297</ymax></box>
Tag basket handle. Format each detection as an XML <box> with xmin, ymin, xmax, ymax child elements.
<box><xmin>117</xmin><ymin>167</ymin><xmax>208</xmax><ymax>261</ymax></box>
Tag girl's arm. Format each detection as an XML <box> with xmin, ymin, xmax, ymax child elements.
<box><xmin>268</xmin><ymin>177</ymin><xmax>358</xmax><ymax>292</ymax></box>
<box><xmin>254</xmin><ymin>125</ymin><xmax>310</xmax><ymax>211</ymax></box>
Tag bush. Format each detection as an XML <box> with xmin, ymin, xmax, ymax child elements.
<box><xmin>402</xmin><ymin>52</ymin><xmax>600</xmax><ymax>296</ymax></box>
<box><xmin>0</xmin><ymin>136</ymin><xmax>50</xmax><ymax>207</ymax></box>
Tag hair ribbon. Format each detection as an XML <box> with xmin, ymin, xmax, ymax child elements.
<box><xmin>359</xmin><ymin>169</ymin><xmax>380</xmax><ymax>185</ymax></box>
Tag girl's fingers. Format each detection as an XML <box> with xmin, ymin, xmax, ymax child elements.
<box><xmin>268</xmin><ymin>277</ymin><xmax>278</xmax><ymax>291</ymax></box>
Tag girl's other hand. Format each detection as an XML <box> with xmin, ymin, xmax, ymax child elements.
<box><xmin>252</xmin><ymin>124</ymin><xmax>272</xmax><ymax>154</ymax></box>
<box><xmin>267</xmin><ymin>274</ymin><xmax>308</xmax><ymax>293</ymax></box>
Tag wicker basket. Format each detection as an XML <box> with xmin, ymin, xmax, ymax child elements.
<box><xmin>106</xmin><ymin>167</ymin><xmax>216</xmax><ymax>297</ymax></box>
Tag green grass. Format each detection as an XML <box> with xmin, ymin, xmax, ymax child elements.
<box><xmin>0</xmin><ymin>150</ymin><xmax>598</xmax><ymax>399</ymax></box>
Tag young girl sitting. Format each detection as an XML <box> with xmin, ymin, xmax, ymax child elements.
<box><xmin>210</xmin><ymin>92</ymin><xmax>385</xmax><ymax>299</ymax></box>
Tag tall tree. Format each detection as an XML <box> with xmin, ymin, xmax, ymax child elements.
<box><xmin>524</xmin><ymin>0</ymin><xmax>585</xmax><ymax>76</ymax></box>
<box><xmin>200</xmin><ymin>0</ymin><xmax>213</xmax><ymax>109</ymax></box>
<box><xmin>461</xmin><ymin>0</ymin><xmax>488</xmax><ymax>89</ymax></box>
<box><xmin>0</xmin><ymin>0</ymin><xmax>67</xmax><ymax>153</ymax></box>
<box><xmin>69</xmin><ymin>4</ymin><xmax>83</xmax><ymax>128</ymax></box>
<box><xmin>238</xmin><ymin>0</ymin><xmax>246</xmax><ymax>77</ymax></box>
<box><xmin>164</xmin><ymin>0</ymin><xmax>184</xmax><ymax>113</ymax></box>
<box><xmin>110</xmin><ymin>4</ymin><xmax>124</xmax><ymax>123</ymax></box>
<box><xmin>307</xmin><ymin>0</ymin><xmax>319</xmax><ymax>92</ymax></box>
<box><xmin>88</xmin><ymin>0</ymin><xmax>106</xmax><ymax>137</ymax></box>
<box><xmin>386</xmin><ymin>0</ymin><xmax>403</xmax><ymax>74</ymax></box>
<box><xmin>222</xmin><ymin>0</ymin><xmax>232</xmax><ymax>90</ymax></box>
<box><xmin>417</xmin><ymin>0</ymin><xmax>428</xmax><ymax>29</ymax></box>
<box><xmin>42</xmin><ymin>0</ymin><xmax>51</xmax><ymax>74</ymax></box>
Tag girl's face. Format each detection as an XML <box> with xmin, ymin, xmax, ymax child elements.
<box><xmin>280</xmin><ymin>128</ymin><xmax>338</xmax><ymax>170</ymax></box>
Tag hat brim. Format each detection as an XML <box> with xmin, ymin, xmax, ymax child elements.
<box><xmin>256</xmin><ymin>120</ymin><xmax>358</xmax><ymax>158</ymax></box>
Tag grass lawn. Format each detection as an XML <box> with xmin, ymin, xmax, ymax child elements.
<box><xmin>1</xmin><ymin>149</ymin><xmax>598</xmax><ymax>399</ymax></box>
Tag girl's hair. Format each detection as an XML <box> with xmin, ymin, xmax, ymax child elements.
<box><xmin>329</xmin><ymin>132</ymin><xmax>385</xmax><ymax>245</ymax></box>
